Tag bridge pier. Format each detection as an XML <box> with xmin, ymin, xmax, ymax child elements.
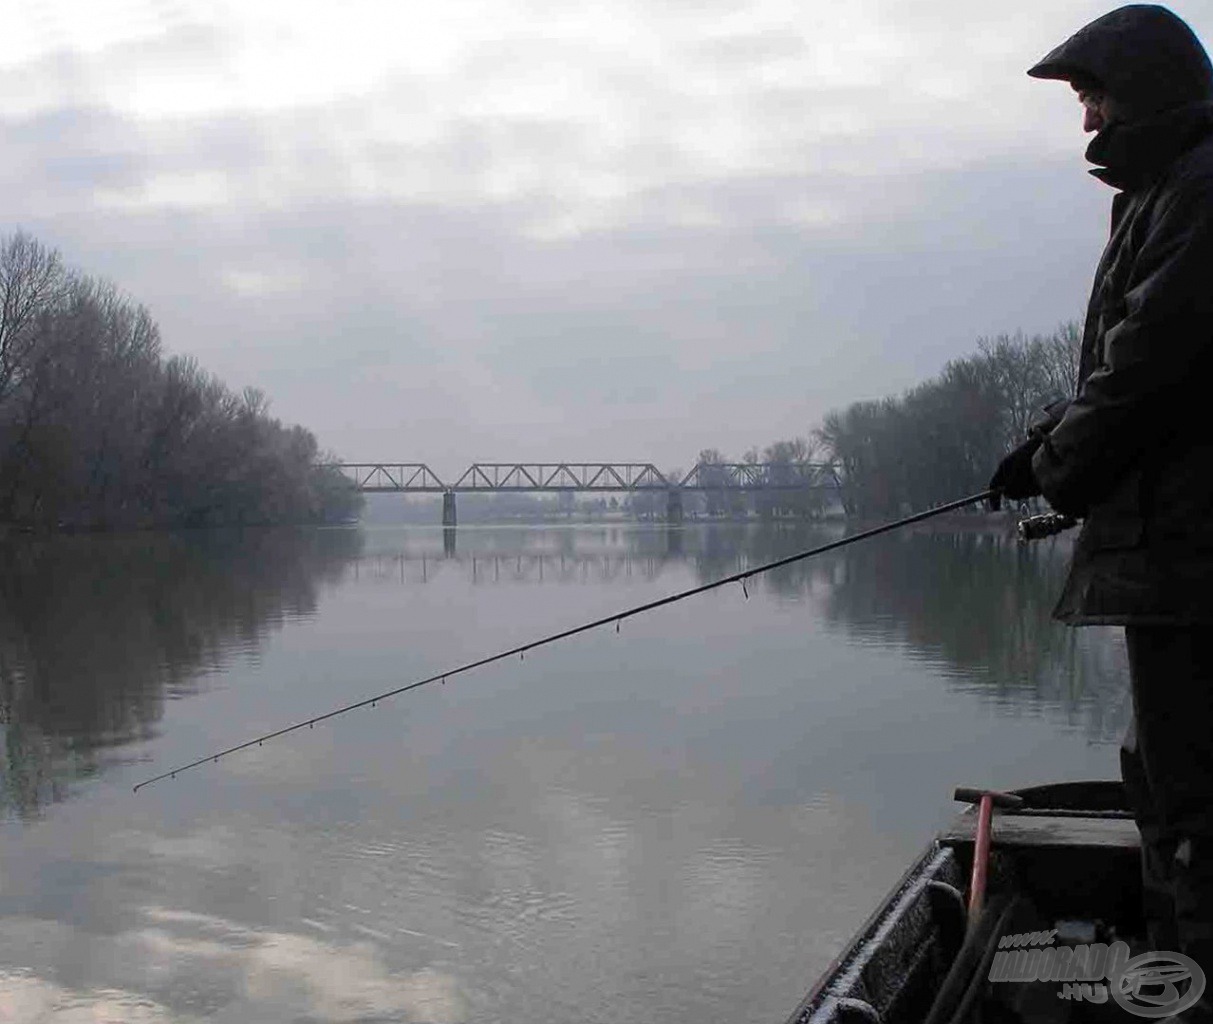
<box><xmin>442</xmin><ymin>491</ymin><xmax>457</xmax><ymax>527</ymax></box>
<box><xmin>666</xmin><ymin>489</ymin><xmax>683</xmax><ymax>524</ymax></box>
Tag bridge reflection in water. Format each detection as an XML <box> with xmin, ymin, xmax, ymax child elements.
<box><xmin>343</xmin><ymin>521</ymin><xmax>1129</xmax><ymax>746</ymax></box>
<box><xmin>350</xmin><ymin>522</ymin><xmax>692</xmax><ymax>583</ymax></box>
<box><xmin>352</xmin><ymin>544</ymin><xmax>681</xmax><ymax>586</ymax></box>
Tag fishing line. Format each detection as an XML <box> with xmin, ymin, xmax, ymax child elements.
<box><xmin>133</xmin><ymin>489</ymin><xmax>995</xmax><ymax>792</ymax></box>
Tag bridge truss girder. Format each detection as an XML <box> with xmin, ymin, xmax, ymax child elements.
<box><xmin>449</xmin><ymin>463</ymin><xmax>670</xmax><ymax>491</ymax></box>
<box><xmin>334</xmin><ymin>464</ymin><xmax>446</xmax><ymax>492</ymax></box>
<box><xmin>330</xmin><ymin>462</ymin><xmax>840</xmax><ymax>493</ymax></box>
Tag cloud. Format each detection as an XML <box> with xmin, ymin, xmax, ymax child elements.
<box><xmin>0</xmin><ymin>972</ymin><xmax>186</xmax><ymax>1024</ymax></box>
<box><xmin>0</xmin><ymin>909</ymin><xmax>468</xmax><ymax>1023</ymax></box>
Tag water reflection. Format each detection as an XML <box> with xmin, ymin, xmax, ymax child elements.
<box><xmin>1</xmin><ymin>522</ymin><xmax>1126</xmax><ymax>821</ymax></box>
<box><xmin>810</xmin><ymin>528</ymin><xmax>1128</xmax><ymax>741</ymax></box>
<box><xmin>0</xmin><ymin>521</ymin><xmax>1128</xmax><ymax>1024</ymax></box>
<box><xmin>0</xmin><ymin>528</ymin><xmax>361</xmax><ymax>818</ymax></box>
<box><xmin>348</xmin><ymin>522</ymin><xmax>1127</xmax><ymax>743</ymax></box>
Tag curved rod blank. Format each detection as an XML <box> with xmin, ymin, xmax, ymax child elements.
<box><xmin>133</xmin><ymin>490</ymin><xmax>995</xmax><ymax>792</ymax></box>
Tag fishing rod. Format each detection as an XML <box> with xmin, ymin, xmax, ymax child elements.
<box><xmin>133</xmin><ymin>488</ymin><xmax>996</xmax><ymax>792</ymax></box>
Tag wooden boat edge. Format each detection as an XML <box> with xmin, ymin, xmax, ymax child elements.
<box><xmin>781</xmin><ymin>780</ymin><xmax>1136</xmax><ymax>1024</ymax></box>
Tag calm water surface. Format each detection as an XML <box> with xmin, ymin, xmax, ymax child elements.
<box><xmin>0</xmin><ymin>521</ymin><xmax>1128</xmax><ymax>1023</ymax></box>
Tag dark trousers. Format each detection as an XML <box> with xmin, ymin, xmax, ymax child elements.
<box><xmin>1122</xmin><ymin>625</ymin><xmax>1213</xmax><ymax>983</ymax></box>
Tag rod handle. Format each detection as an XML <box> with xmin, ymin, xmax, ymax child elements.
<box><xmin>1017</xmin><ymin>513</ymin><xmax>1078</xmax><ymax>542</ymax></box>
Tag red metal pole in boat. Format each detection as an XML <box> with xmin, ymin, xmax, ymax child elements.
<box><xmin>970</xmin><ymin>794</ymin><xmax>995</xmax><ymax>926</ymax></box>
<box><xmin>953</xmin><ymin>787</ymin><xmax>1024</xmax><ymax>927</ymax></box>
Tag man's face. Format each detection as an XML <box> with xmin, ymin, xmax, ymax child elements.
<box><xmin>1073</xmin><ymin>83</ymin><xmax>1118</xmax><ymax>132</ymax></box>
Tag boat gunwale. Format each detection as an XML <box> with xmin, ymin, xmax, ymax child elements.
<box><xmin>784</xmin><ymin>843</ymin><xmax>959</xmax><ymax>1024</ymax></box>
<box><xmin>783</xmin><ymin>780</ymin><xmax>1134</xmax><ymax>1024</ymax></box>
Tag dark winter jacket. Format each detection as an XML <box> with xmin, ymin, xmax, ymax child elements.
<box><xmin>1025</xmin><ymin>6</ymin><xmax>1213</xmax><ymax>624</ymax></box>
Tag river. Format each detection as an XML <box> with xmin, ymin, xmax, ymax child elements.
<box><xmin>0</xmin><ymin>521</ymin><xmax>1127</xmax><ymax>1023</ymax></box>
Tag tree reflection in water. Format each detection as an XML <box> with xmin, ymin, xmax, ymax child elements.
<box><xmin>687</xmin><ymin>522</ymin><xmax>1128</xmax><ymax>743</ymax></box>
<box><xmin>0</xmin><ymin>527</ymin><xmax>362</xmax><ymax>818</ymax></box>
<box><xmin>2</xmin><ymin>521</ymin><xmax>1129</xmax><ymax>817</ymax></box>
<box><xmin>353</xmin><ymin>520</ymin><xmax>1128</xmax><ymax>745</ymax></box>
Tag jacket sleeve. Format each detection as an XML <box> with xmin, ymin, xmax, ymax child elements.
<box><xmin>1033</xmin><ymin>175</ymin><xmax>1213</xmax><ymax>516</ymax></box>
<box><xmin>1029</xmin><ymin>398</ymin><xmax>1070</xmax><ymax>439</ymax></box>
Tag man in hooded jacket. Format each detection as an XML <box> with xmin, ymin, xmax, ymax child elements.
<box><xmin>989</xmin><ymin>2</ymin><xmax>1213</xmax><ymax>993</ymax></box>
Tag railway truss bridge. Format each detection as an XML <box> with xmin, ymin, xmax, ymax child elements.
<box><xmin>329</xmin><ymin>462</ymin><xmax>842</xmax><ymax>524</ymax></box>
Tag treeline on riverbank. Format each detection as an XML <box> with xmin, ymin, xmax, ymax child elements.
<box><xmin>0</xmin><ymin>232</ymin><xmax>361</xmax><ymax>530</ymax></box>
<box><xmin>694</xmin><ymin>325</ymin><xmax>1080</xmax><ymax>519</ymax></box>
<box><xmin>816</xmin><ymin>326</ymin><xmax>1079</xmax><ymax>515</ymax></box>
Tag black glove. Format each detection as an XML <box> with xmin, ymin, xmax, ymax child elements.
<box><xmin>988</xmin><ymin>436</ymin><xmax>1043</xmax><ymax>511</ymax></box>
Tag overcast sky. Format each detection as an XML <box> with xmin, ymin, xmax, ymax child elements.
<box><xmin>4</xmin><ymin>1</ymin><xmax>1210</xmax><ymax>473</ymax></box>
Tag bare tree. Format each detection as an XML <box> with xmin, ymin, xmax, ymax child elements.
<box><xmin>813</xmin><ymin>322</ymin><xmax>1084</xmax><ymax>517</ymax></box>
<box><xmin>0</xmin><ymin>233</ymin><xmax>362</xmax><ymax>530</ymax></box>
<box><xmin>0</xmin><ymin>233</ymin><xmax>67</xmax><ymax>407</ymax></box>
<box><xmin>696</xmin><ymin>447</ymin><xmax>729</xmax><ymax>516</ymax></box>
<box><xmin>979</xmin><ymin>332</ymin><xmax>1047</xmax><ymax>443</ymax></box>
<box><xmin>1040</xmin><ymin>321</ymin><xmax>1082</xmax><ymax>399</ymax></box>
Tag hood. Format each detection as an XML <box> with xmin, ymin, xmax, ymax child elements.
<box><xmin>1028</xmin><ymin>5</ymin><xmax>1213</xmax><ymax>118</ymax></box>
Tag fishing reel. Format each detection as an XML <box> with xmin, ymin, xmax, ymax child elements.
<box><xmin>1016</xmin><ymin>512</ymin><xmax>1079</xmax><ymax>542</ymax></box>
